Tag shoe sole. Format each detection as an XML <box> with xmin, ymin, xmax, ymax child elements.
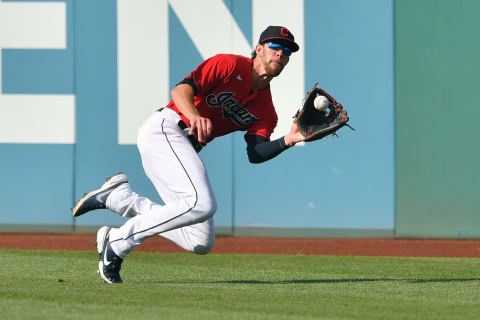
<box><xmin>71</xmin><ymin>173</ymin><xmax>128</xmax><ymax>217</ymax></box>
<box><xmin>96</xmin><ymin>226</ymin><xmax>114</xmax><ymax>284</ymax></box>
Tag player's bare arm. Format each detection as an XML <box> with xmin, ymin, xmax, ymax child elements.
<box><xmin>171</xmin><ymin>83</ymin><xmax>212</xmax><ymax>143</ymax></box>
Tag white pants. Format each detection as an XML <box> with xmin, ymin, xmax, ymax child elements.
<box><xmin>107</xmin><ymin>108</ymin><xmax>217</xmax><ymax>258</ymax></box>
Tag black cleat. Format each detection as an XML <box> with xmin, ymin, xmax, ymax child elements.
<box><xmin>96</xmin><ymin>226</ymin><xmax>124</xmax><ymax>284</ymax></box>
<box><xmin>71</xmin><ymin>173</ymin><xmax>128</xmax><ymax>217</ymax></box>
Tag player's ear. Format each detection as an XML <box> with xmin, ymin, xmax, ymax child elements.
<box><xmin>255</xmin><ymin>44</ymin><xmax>263</xmax><ymax>57</ymax></box>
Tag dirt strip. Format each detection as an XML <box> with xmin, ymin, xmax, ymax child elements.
<box><xmin>1</xmin><ymin>233</ymin><xmax>480</xmax><ymax>257</ymax></box>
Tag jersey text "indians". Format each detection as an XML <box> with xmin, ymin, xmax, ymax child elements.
<box><xmin>206</xmin><ymin>92</ymin><xmax>259</xmax><ymax>127</ymax></box>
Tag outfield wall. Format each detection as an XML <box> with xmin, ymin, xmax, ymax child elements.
<box><xmin>394</xmin><ymin>0</ymin><xmax>480</xmax><ymax>238</ymax></box>
<box><xmin>2</xmin><ymin>0</ymin><xmax>470</xmax><ymax>238</ymax></box>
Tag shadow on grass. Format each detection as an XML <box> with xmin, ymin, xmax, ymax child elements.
<box><xmin>215</xmin><ymin>279</ymin><xmax>389</xmax><ymax>284</ymax></box>
<box><xmin>150</xmin><ymin>278</ymin><xmax>480</xmax><ymax>285</ymax></box>
<box><xmin>215</xmin><ymin>278</ymin><xmax>480</xmax><ymax>284</ymax></box>
<box><xmin>408</xmin><ymin>278</ymin><xmax>480</xmax><ymax>283</ymax></box>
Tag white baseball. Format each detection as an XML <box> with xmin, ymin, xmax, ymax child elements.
<box><xmin>314</xmin><ymin>95</ymin><xmax>330</xmax><ymax>111</ymax></box>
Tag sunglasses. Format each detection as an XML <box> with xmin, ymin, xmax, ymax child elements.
<box><xmin>267</xmin><ymin>41</ymin><xmax>292</xmax><ymax>56</ymax></box>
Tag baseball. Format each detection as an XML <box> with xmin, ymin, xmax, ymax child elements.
<box><xmin>314</xmin><ymin>95</ymin><xmax>330</xmax><ymax>111</ymax></box>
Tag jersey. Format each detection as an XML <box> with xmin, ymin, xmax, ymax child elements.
<box><xmin>166</xmin><ymin>54</ymin><xmax>278</xmax><ymax>143</ymax></box>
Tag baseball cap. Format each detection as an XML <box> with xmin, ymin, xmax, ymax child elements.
<box><xmin>258</xmin><ymin>26</ymin><xmax>299</xmax><ymax>52</ymax></box>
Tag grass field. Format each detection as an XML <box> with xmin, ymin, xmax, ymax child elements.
<box><xmin>0</xmin><ymin>249</ymin><xmax>479</xmax><ymax>319</ymax></box>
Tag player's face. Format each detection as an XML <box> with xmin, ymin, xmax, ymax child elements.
<box><xmin>259</xmin><ymin>43</ymin><xmax>290</xmax><ymax>77</ymax></box>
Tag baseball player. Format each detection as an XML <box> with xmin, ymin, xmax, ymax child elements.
<box><xmin>72</xmin><ymin>26</ymin><xmax>305</xmax><ymax>283</ymax></box>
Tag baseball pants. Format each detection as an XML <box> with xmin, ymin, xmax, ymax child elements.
<box><xmin>107</xmin><ymin>108</ymin><xmax>217</xmax><ymax>258</ymax></box>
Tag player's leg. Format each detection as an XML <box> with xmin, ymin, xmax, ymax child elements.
<box><xmin>106</xmin><ymin>109</ymin><xmax>217</xmax><ymax>257</ymax></box>
<box><xmin>105</xmin><ymin>180</ymin><xmax>215</xmax><ymax>255</ymax></box>
<box><xmin>160</xmin><ymin>217</ymin><xmax>215</xmax><ymax>255</ymax></box>
<box><xmin>72</xmin><ymin>108</ymin><xmax>215</xmax><ymax>260</ymax></box>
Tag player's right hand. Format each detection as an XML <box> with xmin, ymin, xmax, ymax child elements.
<box><xmin>189</xmin><ymin>115</ymin><xmax>212</xmax><ymax>144</ymax></box>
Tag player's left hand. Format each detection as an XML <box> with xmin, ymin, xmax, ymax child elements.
<box><xmin>284</xmin><ymin>122</ymin><xmax>305</xmax><ymax>147</ymax></box>
<box><xmin>293</xmin><ymin>84</ymin><xmax>354</xmax><ymax>142</ymax></box>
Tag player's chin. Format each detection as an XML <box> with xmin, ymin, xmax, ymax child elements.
<box><xmin>267</xmin><ymin>64</ymin><xmax>284</xmax><ymax>77</ymax></box>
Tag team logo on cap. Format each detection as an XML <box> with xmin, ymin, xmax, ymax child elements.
<box><xmin>206</xmin><ymin>92</ymin><xmax>259</xmax><ymax>127</ymax></box>
<box><xmin>280</xmin><ymin>27</ymin><xmax>290</xmax><ymax>37</ymax></box>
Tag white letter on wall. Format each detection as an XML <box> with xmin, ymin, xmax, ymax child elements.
<box><xmin>0</xmin><ymin>1</ymin><xmax>75</xmax><ymax>144</ymax></box>
<box><xmin>253</xmin><ymin>0</ymin><xmax>304</xmax><ymax>140</ymax></box>
<box><xmin>117</xmin><ymin>0</ymin><xmax>304</xmax><ymax>144</ymax></box>
<box><xmin>117</xmin><ymin>0</ymin><xmax>169</xmax><ymax>145</ymax></box>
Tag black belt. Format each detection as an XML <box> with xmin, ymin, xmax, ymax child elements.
<box><xmin>157</xmin><ymin>108</ymin><xmax>203</xmax><ymax>153</ymax></box>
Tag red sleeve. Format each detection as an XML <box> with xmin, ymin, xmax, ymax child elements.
<box><xmin>245</xmin><ymin>103</ymin><xmax>278</xmax><ymax>141</ymax></box>
<box><xmin>189</xmin><ymin>54</ymin><xmax>234</xmax><ymax>96</ymax></box>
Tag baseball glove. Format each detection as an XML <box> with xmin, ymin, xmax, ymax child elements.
<box><xmin>294</xmin><ymin>84</ymin><xmax>354</xmax><ymax>142</ymax></box>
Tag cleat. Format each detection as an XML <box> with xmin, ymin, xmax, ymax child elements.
<box><xmin>97</xmin><ymin>226</ymin><xmax>123</xmax><ymax>284</ymax></box>
<box><xmin>71</xmin><ymin>173</ymin><xmax>128</xmax><ymax>217</ymax></box>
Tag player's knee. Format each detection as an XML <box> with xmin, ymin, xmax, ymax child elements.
<box><xmin>203</xmin><ymin>196</ymin><xmax>217</xmax><ymax>217</ymax></box>
<box><xmin>193</xmin><ymin>195</ymin><xmax>217</xmax><ymax>220</ymax></box>
<box><xmin>183</xmin><ymin>192</ymin><xmax>216</xmax><ymax>223</ymax></box>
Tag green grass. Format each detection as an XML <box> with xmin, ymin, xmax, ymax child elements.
<box><xmin>0</xmin><ymin>249</ymin><xmax>479</xmax><ymax>319</ymax></box>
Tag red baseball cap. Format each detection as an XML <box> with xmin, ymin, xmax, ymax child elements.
<box><xmin>258</xmin><ymin>26</ymin><xmax>299</xmax><ymax>52</ymax></box>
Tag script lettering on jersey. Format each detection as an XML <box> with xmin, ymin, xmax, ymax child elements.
<box><xmin>206</xmin><ymin>92</ymin><xmax>259</xmax><ymax>127</ymax></box>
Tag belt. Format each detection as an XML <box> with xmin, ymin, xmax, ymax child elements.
<box><xmin>157</xmin><ymin>108</ymin><xmax>203</xmax><ymax>153</ymax></box>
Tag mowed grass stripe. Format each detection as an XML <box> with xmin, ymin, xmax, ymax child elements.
<box><xmin>0</xmin><ymin>249</ymin><xmax>479</xmax><ymax>320</ymax></box>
